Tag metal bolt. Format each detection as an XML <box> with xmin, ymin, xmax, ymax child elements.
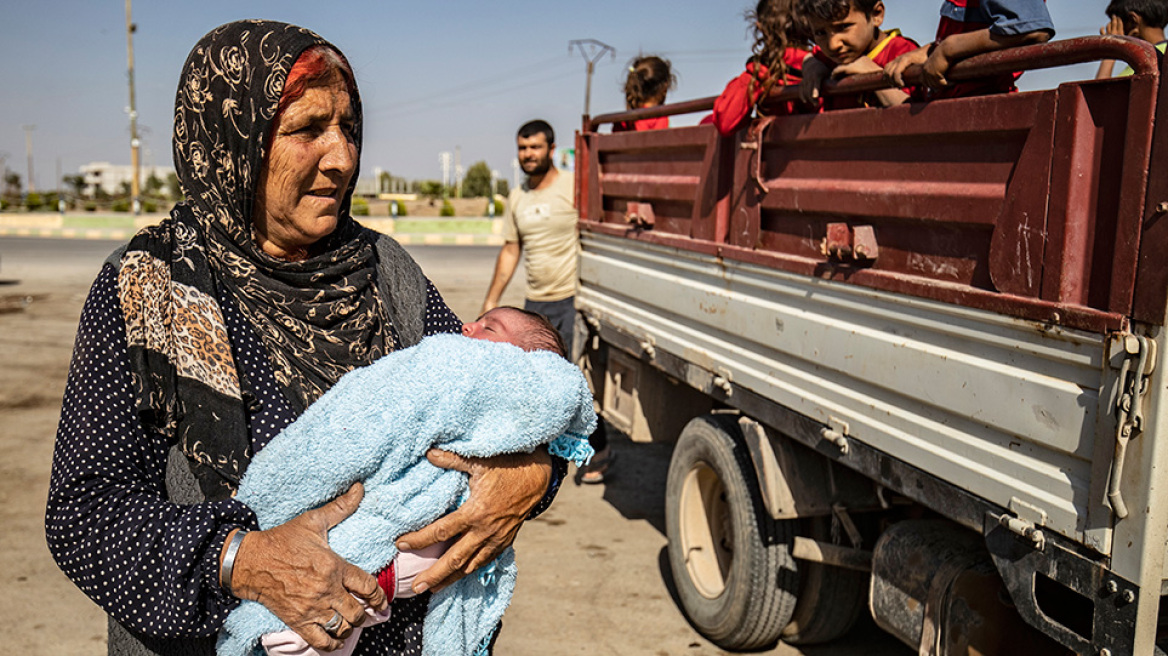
<box><xmin>1122</xmin><ymin>590</ymin><xmax>1136</xmax><ymax>604</ymax></box>
<box><xmin>1158</xmin><ymin>201</ymin><xmax>1168</xmax><ymax>213</ymax></box>
<box><xmin>1100</xmin><ymin>648</ymin><xmax>1112</xmax><ymax>656</ymax></box>
<box><xmin>1105</xmin><ymin>580</ymin><xmax>1118</xmax><ymax>594</ymax></box>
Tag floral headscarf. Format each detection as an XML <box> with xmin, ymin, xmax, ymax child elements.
<box><xmin>116</xmin><ymin>20</ymin><xmax>394</xmax><ymax>498</ymax></box>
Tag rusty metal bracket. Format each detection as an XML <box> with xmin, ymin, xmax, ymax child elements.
<box><xmin>820</xmin><ymin>223</ymin><xmax>879</xmax><ymax>262</ymax></box>
<box><xmin>745</xmin><ymin>117</ymin><xmax>775</xmax><ymax>194</ymax></box>
<box><xmin>625</xmin><ymin>201</ymin><xmax>656</xmax><ymax>228</ymax></box>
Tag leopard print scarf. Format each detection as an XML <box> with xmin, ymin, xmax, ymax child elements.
<box><xmin>117</xmin><ymin>21</ymin><xmax>392</xmax><ymax>498</ymax></box>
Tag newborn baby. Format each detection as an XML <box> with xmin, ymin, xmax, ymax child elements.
<box><xmin>218</xmin><ymin>307</ymin><xmax>596</xmax><ymax>656</ymax></box>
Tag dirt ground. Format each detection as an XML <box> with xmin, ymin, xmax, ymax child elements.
<box><xmin>0</xmin><ymin>237</ymin><xmax>909</xmax><ymax>655</ymax></box>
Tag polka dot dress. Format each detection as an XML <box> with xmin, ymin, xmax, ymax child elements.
<box><xmin>47</xmin><ymin>266</ymin><xmax>563</xmax><ymax>655</ymax></box>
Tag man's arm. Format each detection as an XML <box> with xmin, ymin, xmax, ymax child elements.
<box><xmin>481</xmin><ymin>241</ymin><xmax>521</xmax><ymax>316</ymax></box>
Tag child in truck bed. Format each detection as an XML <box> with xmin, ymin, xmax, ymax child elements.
<box><xmin>1096</xmin><ymin>0</ymin><xmax>1168</xmax><ymax>80</ymax></box>
<box><xmin>706</xmin><ymin>0</ymin><xmax>812</xmax><ymax>136</ymax></box>
<box><xmin>613</xmin><ymin>55</ymin><xmax>677</xmax><ymax>132</ymax></box>
<box><xmin>796</xmin><ymin>0</ymin><xmax>919</xmax><ymax>109</ymax></box>
<box><xmin>883</xmin><ymin>0</ymin><xmax>1054</xmax><ymax>100</ymax></box>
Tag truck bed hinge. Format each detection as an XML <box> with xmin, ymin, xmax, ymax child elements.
<box><xmin>999</xmin><ymin>497</ymin><xmax>1048</xmax><ymax>550</ymax></box>
<box><xmin>1107</xmin><ymin>333</ymin><xmax>1156</xmax><ymax>519</ymax></box>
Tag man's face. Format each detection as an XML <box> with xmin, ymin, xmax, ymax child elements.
<box><xmin>517</xmin><ymin>132</ymin><xmax>553</xmax><ymax>177</ymax></box>
<box><xmin>809</xmin><ymin>3</ymin><xmax>885</xmax><ymax>65</ymax></box>
<box><xmin>461</xmin><ymin>308</ymin><xmax>527</xmax><ymax>347</ymax></box>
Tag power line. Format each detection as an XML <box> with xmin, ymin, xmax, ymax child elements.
<box><xmin>371</xmin><ymin>67</ymin><xmax>586</xmax><ymax>120</ymax></box>
<box><xmin>569</xmin><ymin>39</ymin><xmax>616</xmax><ymax>116</ymax></box>
<box><xmin>365</xmin><ymin>56</ymin><xmax>577</xmax><ymax>117</ymax></box>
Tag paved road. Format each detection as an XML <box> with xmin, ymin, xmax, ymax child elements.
<box><xmin>0</xmin><ymin>236</ymin><xmax>910</xmax><ymax>655</ymax></box>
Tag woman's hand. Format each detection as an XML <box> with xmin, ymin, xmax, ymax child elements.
<box><xmin>228</xmin><ymin>483</ymin><xmax>387</xmax><ymax>652</ymax></box>
<box><xmin>395</xmin><ymin>447</ymin><xmax>553</xmax><ymax>594</ymax></box>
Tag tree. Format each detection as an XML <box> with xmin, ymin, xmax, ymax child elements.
<box><xmin>3</xmin><ymin>172</ymin><xmax>21</xmax><ymax>200</ymax></box>
<box><xmin>462</xmin><ymin>161</ymin><xmax>492</xmax><ymax>198</ymax></box>
<box><xmin>417</xmin><ymin>180</ymin><xmax>445</xmax><ymax>202</ymax></box>
<box><xmin>63</xmin><ymin>174</ymin><xmax>87</xmax><ymax>199</ymax></box>
<box><xmin>166</xmin><ymin>172</ymin><xmax>182</xmax><ymax>200</ymax></box>
<box><xmin>496</xmin><ymin>179</ymin><xmax>510</xmax><ymax>197</ymax></box>
<box><xmin>145</xmin><ymin>173</ymin><xmax>164</xmax><ymax>196</ymax></box>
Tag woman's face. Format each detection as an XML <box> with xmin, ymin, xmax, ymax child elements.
<box><xmin>253</xmin><ymin>70</ymin><xmax>357</xmax><ymax>261</ymax></box>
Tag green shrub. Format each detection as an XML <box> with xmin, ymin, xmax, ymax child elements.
<box><xmin>0</xmin><ymin>198</ymin><xmax>7</xmax><ymax>211</ymax></box>
<box><xmin>142</xmin><ymin>200</ymin><xmax>158</xmax><ymax>213</ymax></box>
<box><xmin>390</xmin><ymin>200</ymin><xmax>407</xmax><ymax>217</ymax></box>
<box><xmin>440</xmin><ymin>200</ymin><xmax>455</xmax><ymax>217</ymax></box>
<box><xmin>485</xmin><ymin>199</ymin><xmax>504</xmax><ymax>216</ymax></box>
<box><xmin>25</xmin><ymin>192</ymin><xmax>44</xmax><ymax>211</ymax></box>
<box><xmin>112</xmin><ymin>199</ymin><xmax>131</xmax><ymax>213</ymax></box>
<box><xmin>351</xmin><ymin>197</ymin><xmax>370</xmax><ymax>216</ymax></box>
<box><xmin>84</xmin><ymin>202</ymin><xmax>98</xmax><ymax>212</ymax></box>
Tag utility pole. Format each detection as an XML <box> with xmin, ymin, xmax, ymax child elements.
<box><xmin>511</xmin><ymin>158</ymin><xmax>520</xmax><ymax>191</ymax></box>
<box><xmin>439</xmin><ymin>151</ymin><xmax>452</xmax><ymax>197</ymax></box>
<box><xmin>488</xmin><ymin>169</ymin><xmax>499</xmax><ymax>217</ymax></box>
<box><xmin>454</xmin><ymin>146</ymin><xmax>462</xmax><ymax>199</ymax></box>
<box><xmin>569</xmin><ymin>39</ymin><xmax>615</xmax><ymax>117</ymax></box>
<box><xmin>22</xmin><ymin>125</ymin><xmax>35</xmax><ymax>193</ymax></box>
<box><xmin>125</xmin><ymin>0</ymin><xmax>141</xmax><ymax>215</ymax></box>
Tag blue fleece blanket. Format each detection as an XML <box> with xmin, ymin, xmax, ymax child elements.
<box><xmin>216</xmin><ymin>333</ymin><xmax>596</xmax><ymax>656</ymax></box>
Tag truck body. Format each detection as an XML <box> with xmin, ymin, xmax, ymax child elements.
<box><xmin>573</xmin><ymin>37</ymin><xmax>1168</xmax><ymax>655</ymax></box>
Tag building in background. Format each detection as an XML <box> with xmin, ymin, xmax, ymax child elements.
<box><xmin>79</xmin><ymin>162</ymin><xmax>175</xmax><ymax>197</ymax></box>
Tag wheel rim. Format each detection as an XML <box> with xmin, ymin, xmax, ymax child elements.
<box><xmin>678</xmin><ymin>462</ymin><xmax>733</xmax><ymax>599</ymax></box>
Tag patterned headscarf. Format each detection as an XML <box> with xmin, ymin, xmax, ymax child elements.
<box><xmin>116</xmin><ymin>20</ymin><xmax>393</xmax><ymax>498</ymax></box>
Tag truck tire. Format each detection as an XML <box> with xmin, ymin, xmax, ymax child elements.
<box><xmin>666</xmin><ymin>414</ymin><xmax>799</xmax><ymax>650</ymax></box>
<box><xmin>781</xmin><ymin>518</ymin><xmax>867</xmax><ymax>645</ymax></box>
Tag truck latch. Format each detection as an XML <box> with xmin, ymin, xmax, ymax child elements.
<box><xmin>820</xmin><ymin>223</ymin><xmax>879</xmax><ymax>262</ymax></box>
<box><xmin>625</xmin><ymin>201</ymin><xmax>655</xmax><ymax>229</ymax></box>
<box><xmin>998</xmin><ymin>497</ymin><xmax>1048</xmax><ymax>550</ymax></box>
<box><xmin>1107</xmin><ymin>333</ymin><xmax>1156</xmax><ymax>519</ymax></box>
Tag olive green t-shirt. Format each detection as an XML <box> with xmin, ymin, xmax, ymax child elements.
<box><xmin>502</xmin><ymin>169</ymin><xmax>579</xmax><ymax>302</ymax></box>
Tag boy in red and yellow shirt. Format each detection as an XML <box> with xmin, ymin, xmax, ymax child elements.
<box><xmin>797</xmin><ymin>0</ymin><xmax>919</xmax><ymax>109</ymax></box>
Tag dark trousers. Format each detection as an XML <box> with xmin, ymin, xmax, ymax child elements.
<box><xmin>524</xmin><ymin>296</ymin><xmax>607</xmax><ymax>453</ymax></box>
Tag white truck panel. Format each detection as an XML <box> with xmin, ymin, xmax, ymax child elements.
<box><xmin>579</xmin><ymin>234</ymin><xmax>1113</xmax><ymax>549</ymax></box>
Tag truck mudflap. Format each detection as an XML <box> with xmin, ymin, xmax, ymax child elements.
<box><xmin>986</xmin><ymin>513</ymin><xmax>1145</xmax><ymax>656</ymax></box>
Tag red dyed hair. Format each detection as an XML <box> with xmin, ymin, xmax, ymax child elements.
<box><xmin>274</xmin><ymin>45</ymin><xmax>357</xmax><ymax>119</ymax></box>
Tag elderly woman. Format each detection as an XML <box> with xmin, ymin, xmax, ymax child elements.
<box><xmin>45</xmin><ymin>20</ymin><xmax>560</xmax><ymax>656</ymax></box>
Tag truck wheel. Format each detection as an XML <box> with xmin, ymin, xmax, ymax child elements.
<box><xmin>666</xmin><ymin>414</ymin><xmax>799</xmax><ymax>650</ymax></box>
<box><xmin>781</xmin><ymin>518</ymin><xmax>867</xmax><ymax>645</ymax></box>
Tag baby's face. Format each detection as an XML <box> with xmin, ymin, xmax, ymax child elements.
<box><xmin>461</xmin><ymin>308</ymin><xmax>526</xmax><ymax>347</ymax></box>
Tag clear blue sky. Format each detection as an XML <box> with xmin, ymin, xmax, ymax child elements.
<box><xmin>0</xmin><ymin>1</ymin><xmax>1108</xmax><ymax>190</ymax></box>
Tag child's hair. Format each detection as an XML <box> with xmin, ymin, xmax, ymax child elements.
<box><xmin>797</xmin><ymin>0</ymin><xmax>881</xmax><ymax>22</ymax></box>
<box><xmin>500</xmin><ymin>307</ymin><xmax>568</xmax><ymax>358</ymax></box>
<box><xmin>1107</xmin><ymin>0</ymin><xmax>1168</xmax><ymax>28</ymax></box>
<box><xmin>748</xmin><ymin>0</ymin><xmax>810</xmax><ymax>85</ymax></box>
<box><xmin>624</xmin><ymin>55</ymin><xmax>677</xmax><ymax>110</ymax></box>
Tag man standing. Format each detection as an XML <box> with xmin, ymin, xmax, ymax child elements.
<box><xmin>482</xmin><ymin>120</ymin><xmax>578</xmax><ymax>347</ymax></box>
<box><xmin>481</xmin><ymin>119</ymin><xmax>613</xmax><ymax>482</ymax></box>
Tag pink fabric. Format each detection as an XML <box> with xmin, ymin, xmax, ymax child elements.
<box><xmin>260</xmin><ymin>541</ymin><xmax>449</xmax><ymax>656</ymax></box>
<box><xmin>393</xmin><ymin>540</ymin><xmax>449</xmax><ymax>598</ymax></box>
<box><xmin>260</xmin><ymin>604</ymin><xmax>392</xmax><ymax>656</ymax></box>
